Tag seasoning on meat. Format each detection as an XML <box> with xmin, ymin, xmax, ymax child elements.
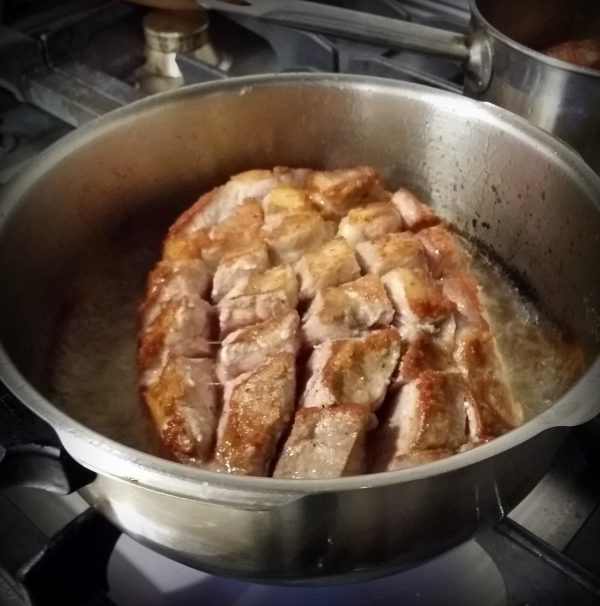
<box><xmin>218</xmin><ymin>264</ymin><xmax>298</xmax><ymax>335</ymax></box>
<box><xmin>165</xmin><ymin>196</ymin><xmax>264</xmax><ymax>267</ymax></box>
<box><xmin>139</xmin><ymin>165</ymin><xmax>529</xmax><ymax>478</ymax></box>
<box><xmin>139</xmin><ymin>260</ymin><xmax>215</xmax><ymax>371</ymax></box>
<box><xmin>143</xmin><ymin>259</ymin><xmax>211</xmax><ymax>306</ymax></box>
<box><xmin>391</xmin><ymin>188</ymin><xmax>440</xmax><ymax>231</ymax></box>
<box><xmin>295</xmin><ymin>237</ymin><xmax>361</xmax><ymax>301</ymax></box>
<box><xmin>372</xmin><ymin>370</ymin><xmax>468</xmax><ymax>471</ymax></box>
<box><xmin>262</xmin><ymin>185</ymin><xmax>313</xmax><ymax>215</ymax></box>
<box><xmin>273</xmin><ymin>404</ymin><xmax>372</xmax><ymax>479</ymax></box>
<box><xmin>396</xmin><ymin>331</ymin><xmax>451</xmax><ymax>383</ymax></box>
<box><xmin>214</xmin><ymin>353</ymin><xmax>296</xmax><ymax>476</ymax></box>
<box><xmin>307</xmin><ymin>166</ymin><xmax>385</xmax><ymax>218</ymax></box>
<box><xmin>302</xmin><ymin>274</ymin><xmax>394</xmax><ymax>346</ymax></box>
<box><xmin>302</xmin><ymin>328</ymin><xmax>401</xmax><ymax>410</ymax></box>
<box><xmin>143</xmin><ymin>356</ymin><xmax>219</xmax><ymax>463</ymax></box>
<box><xmin>338</xmin><ymin>202</ymin><xmax>402</xmax><ymax>247</ymax></box>
<box><xmin>216</xmin><ymin>311</ymin><xmax>300</xmax><ymax>382</ymax></box>
<box><xmin>382</xmin><ymin>267</ymin><xmax>455</xmax><ymax>339</ymax></box>
<box><xmin>263</xmin><ymin>210</ymin><xmax>333</xmax><ymax>265</ymax></box>
<box><xmin>211</xmin><ymin>240</ymin><xmax>271</xmax><ymax>302</ymax></box>
<box><xmin>355</xmin><ymin>232</ymin><xmax>429</xmax><ymax>275</ymax></box>
<box><xmin>416</xmin><ymin>225</ymin><xmax>470</xmax><ymax>278</ymax></box>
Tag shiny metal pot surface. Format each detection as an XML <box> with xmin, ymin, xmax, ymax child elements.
<box><xmin>0</xmin><ymin>75</ymin><xmax>599</xmax><ymax>584</ymax></box>
<box><xmin>469</xmin><ymin>0</ymin><xmax>600</xmax><ymax>174</ymax></box>
<box><xmin>200</xmin><ymin>0</ymin><xmax>600</xmax><ymax>173</ymax></box>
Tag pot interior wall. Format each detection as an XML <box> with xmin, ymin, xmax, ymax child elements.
<box><xmin>0</xmin><ymin>79</ymin><xmax>599</xmax><ymax>398</ymax></box>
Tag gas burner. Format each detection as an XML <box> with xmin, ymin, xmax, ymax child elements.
<box><xmin>139</xmin><ymin>8</ymin><xmax>230</xmax><ymax>93</ymax></box>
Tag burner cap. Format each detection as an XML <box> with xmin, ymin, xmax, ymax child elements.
<box><xmin>143</xmin><ymin>9</ymin><xmax>210</xmax><ymax>54</ymax></box>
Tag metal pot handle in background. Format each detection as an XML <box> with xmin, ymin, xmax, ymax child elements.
<box><xmin>0</xmin><ymin>382</ymin><xmax>96</xmax><ymax>494</ymax></box>
<box><xmin>198</xmin><ymin>0</ymin><xmax>493</xmax><ymax>91</ymax></box>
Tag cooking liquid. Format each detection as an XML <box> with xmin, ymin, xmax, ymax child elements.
<box><xmin>51</xmin><ymin>219</ymin><xmax>583</xmax><ymax>457</ymax></box>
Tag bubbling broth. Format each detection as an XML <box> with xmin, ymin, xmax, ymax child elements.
<box><xmin>50</xmin><ymin>217</ymin><xmax>583</xmax><ymax>457</ymax></box>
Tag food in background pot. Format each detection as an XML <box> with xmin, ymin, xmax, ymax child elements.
<box><xmin>137</xmin><ymin>166</ymin><xmax>531</xmax><ymax>478</ymax></box>
<box><xmin>544</xmin><ymin>38</ymin><xmax>600</xmax><ymax>69</ymax></box>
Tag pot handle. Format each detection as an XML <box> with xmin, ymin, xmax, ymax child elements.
<box><xmin>200</xmin><ymin>0</ymin><xmax>469</xmax><ymax>60</ymax></box>
<box><xmin>199</xmin><ymin>0</ymin><xmax>493</xmax><ymax>91</ymax></box>
<box><xmin>0</xmin><ymin>383</ymin><xmax>96</xmax><ymax>494</ymax></box>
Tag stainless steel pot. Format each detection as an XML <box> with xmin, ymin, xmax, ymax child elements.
<box><xmin>1</xmin><ymin>75</ymin><xmax>599</xmax><ymax>584</ymax></box>
<box><xmin>200</xmin><ymin>0</ymin><xmax>600</xmax><ymax>173</ymax></box>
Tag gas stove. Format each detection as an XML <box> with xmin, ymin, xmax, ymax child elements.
<box><xmin>0</xmin><ymin>0</ymin><xmax>468</xmax><ymax>182</ymax></box>
<box><xmin>0</xmin><ymin>1</ymin><xmax>599</xmax><ymax>605</ymax></box>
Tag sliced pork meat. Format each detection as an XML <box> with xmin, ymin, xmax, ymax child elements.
<box><xmin>382</xmin><ymin>267</ymin><xmax>454</xmax><ymax>339</ymax></box>
<box><xmin>302</xmin><ymin>328</ymin><xmax>401</xmax><ymax>410</ymax></box>
<box><xmin>218</xmin><ymin>264</ymin><xmax>298</xmax><ymax>335</ymax></box>
<box><xmin>263</xmin><ymin>210</ymin><xmax>332</xmax><ymax>265</ymax></box>
<box><xmin>211</xmin><ymin>240</ymin><xmax>270</xmax><ymax>302</ymax></box>
<box><xmin>442</xmin><ymin>273</ymin><xmax>489</xmax><ymax>329</ymax></box>
<box><xmin>396</xmin><ymin>331</ymin><xmax>452</xmax><ymax>384</ymax></box>
<box><xmin>169</xmin><ymin>168</ymin><xmax>311</xmax><ymax>238</ymax></box>
<box><xmin>307</xmin><ymin>166</ymin><xmax>386</xmax><ymax>218</ymax></box>
<box><xmin>140</xmin><ymin>164</ymin><xmax>530</xmax><ymax>477</ymax></box>
<box><xmin>216</xmin><ymin>311</ymin><xmax>300</xmax><ymax>383</ymax></box>
<box><xmin>214</xmin><ymin>353</ymin><xmax>296</xmax><ymax>476</ymax></box>
<box><xmin>143</xmin><ymin>356</ymin><xmax>219</xmax><ymax>463</ymax></box>
<box><xmin>302</xmin><ymin>274</ymin><xmax>394</xmax><ymax>346</ymax></box>
<box><xmin>465</xmin><ymin>376</ymin><xmax>523</xmax><ymax>441</ymax></box>
<box><xmin>261</xmin><ymin>184</ymin><xmax>313</xmax><ymax>215</ymax></box>
<box><xmin>218</xmin><ymin>292</ymin><xmax>293</xmax><ymax>337</ymax></box>
<box><xmin>391</xmin><ymin>188</ymin><xmax>440</xmax><ymax>231</ymax></box>
<box><xmin>143</xmin><ymin>259</ymin><xmax>211</xmax><ymax>312</ymax></box>
<box><xmin>273</xmin><ymin>404</ymin><xmax>372</xmax><ymax>479</ymax></box>
<box><xmin>451</xmin><ymin>325</ymin><xmax>523</xmax><ymax>441</ymax></box>
<box><xmin>545</xmin><ymin>38</ymin><xmax>600</xmax><ymax>69</ymax></box>
<box><xmin>355</xmin><ymin>232</ymin><xmax>429</xmax><ymax>276</ymax></box>
<box><xmin>138</xmin><ymin>295</ymin><xmax>214</xmax><ymax>371</ymax></box>
<box><xmin>164</xmin><ymin>197</ymin><xmax>264</xmax><ymax>267</ymax></box>
<box><xmin>441</xmin><ymin>274</ymin><xmax>523</xmax><ymax>439</ymax></box>
<box><xmin>295</xmin><ymin>237</ymin><xmax>361</xmax><ymax>301</ymax></box>
<box><xmin>416</xmin><ymin>225</ymin><xmax>470</xmax><ymax>278</ymax></box>
<box><xmin>372</xmin><ymin>370</ymin><xmax>468</xmax><ymax>471</ymax></box>
<box><xmin>452</xmin><ymin>327</ymin><xmax>497</xmax><ymax>376</ymax></box>
<box><xmin>337</xmin><ymin>202</ymin><xmax>402</xmax><ymax>247</ymax></box>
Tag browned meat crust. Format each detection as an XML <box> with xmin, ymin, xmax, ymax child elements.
<box><xmin>138</xmin><ymin>166</ymin><xmax>526</xmax><ymax>477</ymax></box>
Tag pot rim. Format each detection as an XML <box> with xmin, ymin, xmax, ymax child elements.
<box><xmin>469</xmin><ymin>0</ymin><xmax>600</xmax><ymax>78</ymax></box>
<box><xmin>1</xmin><ymin>73</ymin><xmax>599</xmax><ymax>497</ymax></box>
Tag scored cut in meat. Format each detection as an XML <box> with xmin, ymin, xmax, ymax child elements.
<box><xmin>382</xmin><ymin>267</ymin><xmax>455</xmax><ymax>340</ymax></box>
<box><xmin>301</xmin><ymin>328</ymin><xmax>402</xmax><ymax>410</ymax></box>
<box><xmin>295</xmin><ymin>236</ymin><xmax>361</xmax><ymax>300</ymax></box>
<box><xmin>217</xmin><ymin>311</ymin><xmax>300</xmax><ymax>383</ymax></box>
<box><xmin>138</xmin><ymin>165</ymin><xmax>525</xmax><ymax>478</ymax></box>
<box><xmin>218</xmin><ymin>264</ymin><xmax>298</xmax><ymax>336</ymax></box>
<box><xmin>306</xmin><ymin>166</ymin><xmax>386</xmax><ymax>218</ymax></box>
<box><xmin>355</xmin><ymin>232</ymin><xmax>429</xmax><ymax>276</ymax></box>
<box><xmin>372</xmin><ymin>370</ymin><xmax>468</xmax><ymax>472</ymax></box>
<box><xmin>263</xmin><ymin>209</ymin><xmax>333</xmax><ymax>265</ymax></box>
<box><xmin>338</xmin><ymin>202</ymin><xmax>402</xmax><ymax>247</ymax></box>
<box><xmin>211</xmin><ymin>240</ymin><xmax>271</xmax><ymax>302</ymax></box>
<box><xmin>302</xmin><ymin>274</ymin><xmax>394</xmax><ymax>346</ymax></box>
